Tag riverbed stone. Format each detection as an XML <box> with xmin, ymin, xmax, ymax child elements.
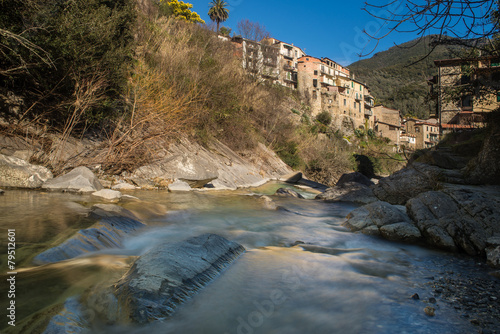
<box><xmin>336</xmin><ymin>172</ymin><xmax>374</xmax><ymax>187</ymax></box>
<box><xmin>113</xmin><ymin>234</ymin><xmax>245</xmax><ymax>324</ymax></box>
<box><xmin>344</xmin><ymin>201</ymin><xmax>421</xmax><ymax>242</ymax></box>
<box><xmin>43</xmin><ymin>296</ymin><xmax>89</xmax><ymax>334</ymax></box>
<box><xmin>168</xmin><ymin>180</ymin><xmax>192</xmax><ymax>192</ymax></box>
<box><xmin>406</xmin><ymin>188</ymin><xmax>500</xmax><ymax>255</ymax></box>
<box><xmin>42</xmin><ymin>166</ymin><xmax>102</xmax><ymax>192</ymax></box>
<box><xmin>112</xmin><ymin>182</ymin><xmax>139</xmax><ymax>190</ymax></box>
<box><xmin>316</xmin><ymin>182</ymin><xmax>377</xmax><ymax>204</ymax></box>
<box><xmin>0</xmin><ymin>189</ymin><xmax>4</xmax><ymax>195</ymax></box>
<box><xmin>0</xmin><ymin>153</ymin><xmax>53</xmax><ymax>188</ymax></box>
<box><xmin>33</xmin><ymin>216</ymin><xmax>145</xmax><ymax>264</ymax></box>
<box><xmin>92</xmin><ymin>189</ymin><xmax>122</xmax><ymax>201</ymax></box>
<box><xmin>486</xmin><ymin>237</ymin><xmax>500</xmax><ymax>268</ymax></box>
<box><xmin>372</xmin><ymin>163</ymin><xmax>443</xmax><ymax>205</ymax></box>
<box><xmin>275</xmin><ymin>187</ymin><xmax>305</xmax><ymax>198</ymax></box>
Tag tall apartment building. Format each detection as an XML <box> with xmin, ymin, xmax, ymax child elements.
<box><xmin>232</xmin><ymin>37</ymin><xmax>280</xmax><ymax>83</ymax></box>
<box><xmin>429</xmin><ymin>57</ymin><xmax>500</xmax><ymax>133</ymax></box>
<box><xmin>262</xmin><ymin>38</ymin><xmax>306</xmax><ymax>89</ymax></box>
<box><xmin>296</xmin><ymin>56</ymin><xmax>371</xmax><ymax>129</ymax></box>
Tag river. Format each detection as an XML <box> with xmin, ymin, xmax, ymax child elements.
<box><xmin>0</xmin><ymin>183</ymin><xmax>495</xmax><ymax>333</ymax></box>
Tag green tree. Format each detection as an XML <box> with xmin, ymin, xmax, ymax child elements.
<box><xmin>208</xmin><ymin>0</ymin><xmax>229</xmax><ymax>34</ymax></box>
<box><xmin>161</xmin><ymin>0</ymin><xmax>205</xmax><ymax>24</ymax></box>
<box><xmin>219</xmin><ymin>26</ymin><xmax>232</xmax><ymax>37</ymax></box>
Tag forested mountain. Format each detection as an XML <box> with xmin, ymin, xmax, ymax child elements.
<box><xmin>349</xmin><ymin>36</ymin><xmax>462</xmax><ymax>119</ymax></box>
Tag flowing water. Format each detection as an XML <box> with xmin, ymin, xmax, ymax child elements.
<box><xmin>0</xmin><ymin>183</ymin><xmax>495</xmax><ymax>333</ymax></box>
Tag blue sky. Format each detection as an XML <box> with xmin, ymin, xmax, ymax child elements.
<box><xmin>186</xmin><ymin>0</ymin><xmax>421</xmax><ymax>66</ymax></box>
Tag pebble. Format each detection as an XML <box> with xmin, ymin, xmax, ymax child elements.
<box><xmin>411</xmin><ymin>293</ymin><xmax>420</xmax><ymax>300</ymax></box>
<box><xmin>424</xmin><ymin>306</ymin><xmax>436</xmax><ymax>316</ymax></box>
<box><xmin>429</xmin><ymin>297</ymin><xmax>437</xmax><ymax>304</ymax></box>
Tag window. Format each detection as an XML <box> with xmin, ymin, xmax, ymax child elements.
<box><xmin>344</xmin><ymin>99</ymin><xmax>346</xmax><ymax>106</ymax></box>
<box><xmin>313</xmin><ymin>79</ymin><xmax>317</xmax><ymax>88</ymax></box>
<box><xmin>497</xmin><ymin>92</ymin><xmax>500</xmax><ymax>102</ymax></box>
<box><xmin>359</xmin><ymin>103</ymin><xmax>361</xmax><ymax>112</ymax></box>
<box><xmin>295</xmin><ymin>50</ymin><xmax>298</xmax><ymax>57</ymax></box>
<box><xmin>312</xmin><ymin>91</ymin><xmax>317</xmax><ymax>99</ymax></box>
<box><xmin>356</xmin><ymin>93</ymin><xmax>358</xmax><ymax>99</ymax></box>
<box><xmin>314</xmin><ymin>70</ymin><xmax>318</xmax><ymax>75</ymax></box>
<box><xmin>462</xmin><ymin>95</ymin><xmax>473</xmax><ymax>109</ymax></box>
<box><xmin>427</xmin><ymin>126</ymin><xmax>429</xmax><ymax>131</ymax></box>
<box><xmin>351</xmin><ymin>82</ymin><xmax>354</xmax><ymax>88</ymax></box>
<box><xmin>354</xmin><ymin>102</ymin><xmax>356</xmax><ymax>108</ymax></box>
<box><xmin>347</xmin><ymin>89</ymin><xmax>350</xmax><ymax>94</ymax></box>
<box><xmin>306</xmin><ymin>58</ymin><xmax>309</xmax><ymax>61</ymax></box>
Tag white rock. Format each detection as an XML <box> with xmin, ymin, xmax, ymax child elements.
<box><xmin>92</xmin><ymin>189</ymin><xmax>122</xmax><ymax>201</ymax></box>
<box><xmin>112</xmin><ymin>182</ymin><xmax>139</xmax><ymax>190</ymax></box>
<box><xmin>168</xmin><ymin>180</ymin><xmax>192</xmax><ymax>192</ymax></box>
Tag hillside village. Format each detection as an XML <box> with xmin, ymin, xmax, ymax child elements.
<box><xmin>221</xmin><ymin>34</ymin><xmax>500</xmax><ymax>151</ymax></box>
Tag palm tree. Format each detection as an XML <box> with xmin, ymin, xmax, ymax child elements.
<box><xmin>208</xmin><ymin>0</ymin><xmax>229</xmax><ymax>35</ymax></box>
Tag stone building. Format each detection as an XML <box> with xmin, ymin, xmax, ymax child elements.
<box><xmin>262</xmin><ymin>38</ymin><xmax>306</xmax><ymax>89</ymax></box>
<box><xmin>373</xmin><ymin>106</ymin><xmax>401</xmax><ymax>147</ymax></box>
<box><xmin>296</xmin><ymin>56</ymin><xmax>371</xmax><ymax>130</ymax></box>
<box><xmin>430</xmin><ymin>57</ymin><xmax>500</xmax><ymax>133</ymax></box>
<box><xmin>404</xmin><ymin>118</ymin><xmax>440</xmax><ymax>149</ymax></box>
<box><xmin>232</xmin><ymin>37</ymin><xmax>280</xmax><ymax>83</ymax></box>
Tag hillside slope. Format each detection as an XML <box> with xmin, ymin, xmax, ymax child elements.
<box><xmin>349</xmin><ymin>36</ymin><xmax>461</xmax><ymax>119</ymax></box>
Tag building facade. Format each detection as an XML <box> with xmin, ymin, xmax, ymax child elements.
<box><xmin>404</xmin><ymin>118</ymin><xmax>440</xmax><ymax>149</ymax></box>
<box><xmin>372</xmin><ymin>105</ymin><xmax>401</xmax><ymax>147</ymax></box>
<box><xmin>430</xmin><ymin>57</ymin><xmax>500</xmax><ymax>133</ymax></box>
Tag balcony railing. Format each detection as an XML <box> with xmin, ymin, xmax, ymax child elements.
<box><xmin>364</xmin><ymin>109</ymin><xmax>373</xmax><ymax>116</ymax></box>
<box><xmin>283</xmin><ymin>64</ymin><xmax>295</xmax><ymax>71</ymax></box>
<box><xmin>281</xmin><ymin>51</ymin><xmax>293</xmax><ymax>59</ymax></box>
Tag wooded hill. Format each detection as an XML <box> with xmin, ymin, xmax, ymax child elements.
<box><xmin>349</xmin><ymin>36</ymin><xmax>462</xmax><ymax>119</ymax></box>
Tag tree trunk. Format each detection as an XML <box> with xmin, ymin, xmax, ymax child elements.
<box><xmin>216</xmin><ymin>21</ymin><xmax>220</xmax><ymax>35</ymax></box>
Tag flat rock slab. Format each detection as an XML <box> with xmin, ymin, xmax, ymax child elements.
<box><xmin>42</xmin><ymin>166</ymin><xmax>102</xmax><ymax>193</ymax></box>
<box><xmin>92</xmin><ymin>189</ymin><xmax>122</xmax><ymax>201</ymax></box>
<box><xmin>34</xmin><ymin>216</ymin><xmax>145</xmax><ymax>264</ymax></box>
<box><xmin>168</xmin><ymin>180</ymin><xmax>192</xmax><ymax>192</ymax></box>
<box><xmin>114</xmin><ymin>234</ymin><xmax>245</xmax><ymax>324</ymax></box>
<box><xmin>0</xmin><ymin>153</ymin><xmax>53</xmax><ymax>188</ymax></box>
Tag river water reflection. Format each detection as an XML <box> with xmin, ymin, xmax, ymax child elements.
<box><xmin>0</xmin><ymin>183</ymin><xmax>492</xmax><ymax>333</ymax></box>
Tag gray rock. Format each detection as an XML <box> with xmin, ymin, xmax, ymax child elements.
<box><xmin>168</xmin><ymin>180</ymin><xmax>192</xmax><ymax>192</ymax></box>
<box><xmin>34</xmin><ymin>216</ymin><xmax>145</xmax><ymax>264</ymax></box>
<box><xmin>372</xmin><ymin>163</ymin><xmax>443</xmax><ymax>205</ymax></box>
<box><xmin>92</xmin><ymin>189</ymin><xmax>122</xmax><ymax>201</ymax></box>
<box><xmin>0</xmin><ymin>153</ymin><xmax>53</xmax><ymax>188</ymax></box>
<box><xmin>344</xmin><ymin>201</ymin><xmax>413</xmax><ymax>232</ymax></box>
<box><xmin>406</xmin><ymin>188</ymin><xmax>500</xmax><ymax>255</ymax></box>
<box><xmin>486</xmin><ymin>237</ymin><xmax>500</xmax><ymax>268</ymax></box>
<box><xmin>428</xmin><ymin>150</ymin><xmax>469</xmax><ymax>170</ymax></box>
<box><xmin>42</xmin><ymin>166</ymin><xmax>102</xmax><ymax>192</ymax></box>
<box><xmin>336</xmin><ymin>172</ymin><xmax>374</xmax><ymax>187</ymax></box>
<box><xmin>279</xmin><ymin>171</ymin><xmax>303</xmax><ymax>183</ymax></box>
<box><xmin>316</xmin><ymin>182</ymin><xmax>378</xmax><ymax>204</ymax></box>
<box><xmin>114</xmin><ymin>234</ymin><xmax>245</xmax><ymax>324</ymax></box>
<box><xmin>275</xmin><ymin>187</ymin><xmax>305</xmax><ymax>199</ymax></box>
<box><xmin>43</xmin><ymin>297</ymin><xmax>89</xmax><ymax>334</ymax></box>
<box><xmin>344</xmin><ymin>201</ymin><xmax>422</xmax><ymax>243</ymax></box>
<box><xmin>379</xmin><ymin>222</ymin><xmax>422</xmax><ymax>243</ymax></box>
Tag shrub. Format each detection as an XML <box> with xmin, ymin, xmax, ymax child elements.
<box><xmin>316</xmin><ymin>111</ymin><xmax>332</xmax><ymax>126</ymax></box>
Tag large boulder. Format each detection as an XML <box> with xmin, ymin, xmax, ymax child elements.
<box><xmin>336</xmin><ymin>172</ymin><xmax>374</xmax><ymax>187</ymax></box>
<box><xmin>34</xmin><ymin>216</ymin><xmax>145</xmax><ymax>264</ymax></box>
<box><xmin>42</xmin><ymin>166</ymin><xmax>102</xmax><ymax>192</ymax></box>
<box><xmin>0</xmin><ymin>153</ymin><xmax>53</xmax><ymax>188</ymax></box>
<box><xmin>43</xmin><ymin>297</ymin><xmax>89</xmax><ymax>334</ymax></box>
<box><xmin>486</xmin><ymin>237</ymin><xmax>500</xmax><ymax>268</ymax></box>
<box><xmin>316</xmin><ymin>182</ymin><xmax>377</xmax><ymax>204</ymax></box>
<box><xmin>113</xmin><ymin>234</ymin><xmax>245</xmax><ymax>324</ymax></box>
<box><xmin>344</xmin><ymin>201</ymin><xmax>422</xmax><ymax>243</ymax></box>
<box><xmin>372</xmin><ymin>163</ymin><xmax>443</xmax><ymax>205</ymax></box>
<box><xmin>168</xmin><ymin>180</ymin><xmax>192</xmax><ymax>192</ymax></box>
<box><xmin>406</xmin><ymin>187</ymin><xmax>500</xmax><ymax>255</ymax></box>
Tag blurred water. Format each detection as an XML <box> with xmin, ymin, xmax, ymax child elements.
<box><xmin>0</xmin><ymin>184</ymin><xmax>488</xmax><ymax>333</ymax></box>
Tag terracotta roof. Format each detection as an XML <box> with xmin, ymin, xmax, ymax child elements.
<box><xmin>441</xmin><ymin>124</ymin><xmax>475</xmax><ymax>129</ymax></box>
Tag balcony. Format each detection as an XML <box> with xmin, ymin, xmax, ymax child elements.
<box><xmin>364</xmin><ymin>109</ymin><xmax>373</xmax><ymax>116</ymax></box>
<box><xmin>283</xmin><ymin>64</ymin><xmax>296</xmax><ymax>71</ymax></box>
<box><xmin>355</xmin><ymin>94</ymin><xmax>362</xmax><ymax>101</ymax></box>
<box><xmin>284</xmin><ymin>76</ymin><xmax>297</xmax><ymax>83</ymax></box>
<box><xmin>281</xmin><ymin>51</ymin><xmax>294</xmax><ymax>59</ymax></box>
